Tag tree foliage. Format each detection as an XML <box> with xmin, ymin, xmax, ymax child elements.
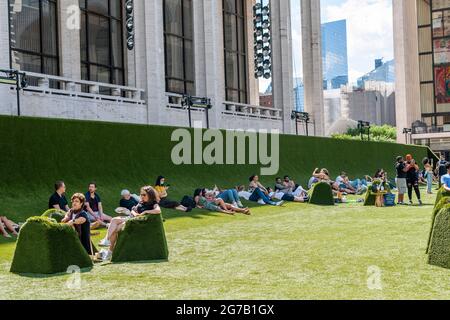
<box><xmin>331</xmin><ymin>125</ymin><xmax>397</xmax><ymax>143</ymax></box>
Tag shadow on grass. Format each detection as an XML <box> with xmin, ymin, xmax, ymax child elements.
<box><xmin>11</xmin><ymin>266</ymin><xmax>94</xmax><ymax>278</ymax></box>
<box><xmin>100</xmin><ymin>259</ymin><xmax>169</xmax><ymax>267</ymax></box>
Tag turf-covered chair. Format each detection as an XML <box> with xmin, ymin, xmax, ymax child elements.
<box><xmin>363</xmin><ymin>180</ymin><xmax>390</xmax><ymax>207</ymax></box>
<box><xmin>111</xmin><ymin>214</ymin><xmax>169</xmax><ymax>263</ymax></box>
<box><xmin>426</xmin><ymin>196</ymin><xmax>450</xmax><ymax>254</ymax></box>
<box><xmin>308</xmin><ymin>182</ymin><xmax>334</xmax><ymax>206</ymax></box>
<box><xmin>428</xmin><ymin>207</ymin><xmax>450</xmax><ymax>269</ymax></box>
<box><xmin>435</xmin><ymin>188</ymin><xmax>450</xmax><ymax>206</ymax></box>
<box><xmin>10</xmin><ymin>217</ymin><xmax>93</xmax><ymax>274</ymax></box>
<box><xmin>41</xmin><ymin>209</ymin><xmax>66</xmax><ymax>223</ymax></box>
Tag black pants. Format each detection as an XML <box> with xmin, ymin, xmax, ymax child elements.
<box><xmin>159</xmin><ymin>197</ymin><xmax>180</xmax><ymax>209</ymax></box>
<box><xmin>407</xmin><ymin>180</ymin><xmax>421</xmax><ymax>201</ymax></box>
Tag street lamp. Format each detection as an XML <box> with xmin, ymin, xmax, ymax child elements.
<box><xmin>357</xmin><ymin>120</ymin><xmax>371</xmax><ymax>141</ymax></box>
<box><xmin>403</xmin><ymin>128</ymin><xmax>412</xmax><ymax>144</ymax></box>
<box><xmin>182</xmin><ymin>95</ymin><xmax>213</xmax><ymax>129</ymax></box>
<box><xmin>291</xmin><ymin>111</ymin><xmax>310</xmax><ymax>136</ymax></box>
<box><xmin>0</xmin><ymin>69</ymin><xmax>28</xmax><ymax>116</ymax></box>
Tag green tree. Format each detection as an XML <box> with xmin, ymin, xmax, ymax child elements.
<box><xmin>332</xmin><ymin>125</ymin><xmax>397</xmax><ymax>143</ymax></box>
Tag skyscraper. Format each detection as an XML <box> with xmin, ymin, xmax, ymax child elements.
<box><xmin>321</xmin><ymin>20</ymin><xmax>349</xmax><ymax>90</ymax></box>
<box><xmin>357</xmin><ymin>59</ymin><xmax>396</xmax><ymax>88</ymax></box>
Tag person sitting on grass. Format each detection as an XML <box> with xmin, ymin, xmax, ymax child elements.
<box><xmin>267</xmin><ymin>187</ymin><xmax>308</xmax><ymax>203</ymax></box>
<box><xmin>248</xmin><ymin>175</ymin><xmax>283</xmax><ymax>206</ymax></box>
<box><xmin>100</xmin><ymin>186</ymin><xmax>162</xmax><ymax>261</ymax></box>
<box><xmin>61</xmin><ymin>193</ymin><xmax>93</xmax><ymax>255</ymax></box>
<box><xmin>48</xmin><ymin>181</ymin><xmax>70</xmax><ymax>212</ymax></box>
<box><xmin>194</xmin><ymin>189</ymin><xmax>250</xmax><ymax>215</ymax></box>
<box><xmin>85</xmin><ymin>182</ymin><xmax>112</xmax><ymax>229</ymax></box>
<box><xmin>154</xmin><ymin>176</ymin><xmax>192</xmax><ymax>212</ymax></box>
<box><xmin>441</xmin><ymin>163</ymin><xmax>450</xmax><ymax>193</ymax></box>
<box><xmin>115</xmin><ymin>189</ymin><xmax>140</xmax><ymax>216</ymax></box>
<box><xmin>0</xmin><ymin>216</ymin><xmax>20</xmax><ymax>238</ymax></box>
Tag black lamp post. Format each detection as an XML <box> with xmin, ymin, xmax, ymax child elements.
<box><xmin>403</xmin><ymin>128</ymin><xmax>412</xmax><ymax>144</ymax></box>
<box><xmin>0</xmin><ymin>69</ymin><xmax>28</xmax><ymax>116</ymax></box>
<box><xmin>291</xmin><ymin>111</ymin><xmax>310</xmax><ymax>136</ymax></box>
<box><xmin>182</xmin><ymin>95</ymin><xmax>213</xmax><ymax>129</ymax></box>
<box><xmin>357</xmin><ymin>120</ymin><xmax>371</xmax><ymax>141</ymax></box>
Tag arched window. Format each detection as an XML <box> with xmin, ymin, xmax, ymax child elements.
<box><xmin>9</xmin><ymin>0</ymin><xmax>59</xmax><ymax>76</ymax></box>
<box><xmin>80</xmin><ymin>0</ymin><xmax>124</xmax><ymax>86</ymax></box>
<box><xmin>163</xmin><ymin>0</ymin><xmax>195</xmax><ymax>95</ymax></box>
<box><xmin>223</xmin><ymin>0</ymin><xmax>248</xmax><ymax>103</ymax></box>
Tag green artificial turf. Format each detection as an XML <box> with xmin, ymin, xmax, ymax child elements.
<box><xmin>1</xmin><ymin>191</ymin><xmax>450</xmax><ymax>299</ymax></box>
<box><xmin>41</xmin><ymin>209</ymin><xmax>66</xmax><ymax>223</ymax></box>
<box><xmin>428</xmin><ymin>207</ymin><xmax>450</xmax><ymax>269</ymax></box>
<box><xmin>308</xmin><ymin>182</ymin><xmax>334</xmax><ymax>206</ymax></box>
<box><xmin>10</xmin><ymin>217</ymin><xmax>93</xmax><ymax>275</ymax></box>
<box><xmin>112</xmin><ymin>214</ymin><xmax>169</xmax><ymax>263</ymax></box>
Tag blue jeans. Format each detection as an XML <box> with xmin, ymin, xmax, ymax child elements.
<box><xmin>425</xmin><ymin>172</ymin><xmax>433</xmax><ymax>193</ymax></box>
<box><xmin>249</xmin><ymin>188</ymin><xmax>277</xmax><ymax>205</ymax></box>
<box><xmin>218</xmin><ymin>189</ymin><xmax>240</xmax><ymax>204</ymax></box>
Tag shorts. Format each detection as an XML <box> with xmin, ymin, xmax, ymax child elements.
<box><xmin>396</xmin><ymin>178</ymin><xmax>407</xmax><ymax>194</ymax></box>
<box><xmin>281</xmin><ymin>194</ymin><xmax>295</xmax><ymax>202</ymax></box>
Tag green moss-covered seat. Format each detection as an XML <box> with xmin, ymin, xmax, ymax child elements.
<box><xmin>10</xmin><ymin>217</ymin><xmax>93</xmax><ymax>274</ymax></box>
<box><xmin>435</xmin><ymin>188</ymin><xmax>450</xmax><ymax>206</ymax></box>
<box><xmin>426</xmin><ymin>196</ymin><xmax>450</xmax><ymax>254</ymax></box>
<box><xmin>111</xmin><ymin>214</ymin><xmax>169</xmax><ymax>263</ymax></box>
<box><xmin>308</xmin><ymin>182</ymin><xmax>334</xmax><ymax>206</ymax></box>
<box><xmin>428</xmin><ymin>207</ymin><xmax>450</xmax><ymax>269</ymax></box>
<box><xmin>41</xmin><ymin>209</ymin><xmax>66</xmax><ymax>223</ymax></box>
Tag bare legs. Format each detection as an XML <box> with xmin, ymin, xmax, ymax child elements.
<box><xmin>0</xmin><ymin>217</ymin><xmax>18</xmax><ymax>237</ymax></box>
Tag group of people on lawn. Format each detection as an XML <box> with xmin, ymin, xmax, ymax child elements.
<box><xmin>3</xmin><ymin>153</ymin><xmax>449</xmax><ymax>261</ymax></box>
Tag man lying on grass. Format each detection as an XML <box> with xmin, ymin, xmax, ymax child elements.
<box><xmin>98</xmin><ymin>186</ymin><xmax>161</xmax><ymax>261</ymax></box>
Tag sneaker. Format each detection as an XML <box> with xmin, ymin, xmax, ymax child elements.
<box><xmin>419</xmin><ymin>200</ymin><xmax>423</xmax><ymax>206</ymax></box>
<box><xmin>105</xmin><ymin>223</ymin><xmax>110</xmax><ymax>229</ymax></box>
<box><xmin>99</xmin><ymin>238</ymin><xmax>110</xmax><ymax>247</ymax></box>
<box><xmin>185</xmin><ymin>206</ymin><xmax>193</xmax><ymax>213</ymax></box>
<box><xmin>276</xmin><ymin>201</ymin><xmax>285</xmax><ymax>206</ymax></box>
<box><xmin>409</xmin><ymin>201</ymin><xmax>413</xmax><ymax>205</ymax></box>
<box><xmin>237</xmin><ymin>201</ymin><xmax>245</xmax><ymax>209</ymax></box>
<box><xmin>101</xmin><ymin>250</ymin><xmax>112</xmax><ymax>261</ymax></box>
<box><xmin>258</xmin><ymin>199</ymin><xmax>266</xmax><ymax>205</ymax></box>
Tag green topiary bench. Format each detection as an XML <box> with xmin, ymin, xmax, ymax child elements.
<box><xmin>308</xmin><ymin>182</ymin><xmax>334</xmax><ymax>206</ymax></box>
<box><xmin>111</xmin><ymin>214</ymin><xmax>169</xmax><ymax>263</ymax></box>
<box><xmin>41</xmin><ymin>209</ymin><xmax>66</xmax><ymax>223</ymax></box>
<box><xmin>10</xmin><ymin>217</ymin><xmax>93</xmax><ymax>274</ymax></box>
<box><xmin>435</xmin><ymin>188</ymin><xmax>450</xmax><ymax>206</ymax></box>
<box><xmin>428</xmin><ymin>207</ymin><xmax>450</xmax><ymax>269</ymax></box>
<box><xmin>425</xmin><ymin>192</ymin><xmax>450</xmax><ymax>254</ymax></box>
<box><xmin>363</xmin><ymin>180</ymin><xmax>390</xmax><ymax>206</ymax></box>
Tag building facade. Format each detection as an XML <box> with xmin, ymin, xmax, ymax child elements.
<box><xmin>321</xmin><ymin>19</ymin><xmax>349</xmax><ymax>90</ymax></box>
<box><xmin>357</xmin><ymin>59</ymin><xmax>395</xmax><ymax>88</ymax></box>
<box><xmin>395</xmin><ymin>0</ymin><xmax>450</xmax><ymax>152</ymax></box>
<box><xmin>0</xmin><ymin>0</ymin><xmax>298</xmax><ymax>133</ymax></box>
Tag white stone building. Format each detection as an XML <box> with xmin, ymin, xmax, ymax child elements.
<box><xmin>0</xmin><ymin>0</ymin><xmax>305</xmax><ymax>134</ymax></box>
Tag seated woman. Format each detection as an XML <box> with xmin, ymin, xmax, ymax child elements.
<box><xmin>267</xmin><ymin>187</ymin><xmax>308</xmax><ymax>203</ymax></box>
<box><xmin>0</xmin><ymin>216</ymin><xmax>19</xmax><ymax>238</ymax></box>
<box><xmin>100</xmin><ymin>186</ymin><xmax>162</xmax><ymax>261</ymax></box>
<box><xmin>155</xmin><ymin>176</ymin><xmax>191</xmax><ymax>212</ymax></box>
<box><xmin>194</xmin><ymin>189</ymin><xmax>250</xmax><ymax>215</ymax></box>
<box><xmin>248</xmin><ymin>175</ymin><xmax>283</xmax><ymax>206</ymax></box>
<box><xmin>61</xmin><ymin>193</ymin><xmax>93</xmax><ymax>255</ymax></box>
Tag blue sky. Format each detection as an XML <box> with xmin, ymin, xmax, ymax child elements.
<box><xmin>287</xmin><ymin>0</ymin><xmax>394</xmax><ymax>88</ymax></box>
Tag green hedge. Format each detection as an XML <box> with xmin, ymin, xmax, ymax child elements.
<box><xmin>308</xmin><ymin>182</ymin><xmax>334</xmax><ymax>206</ymax></box>
<box><xmin>428</xmin><ymin>207</ymin><xmax>450</xmax><ymax>269</ymax></box>
<box><xmin>41</xmin><ymin>209</ymin><xmax>66</xmax><ymax>223</ymax></box>
<box><xmin>0</xmin><ymin>115</ymin><xmax>430</xmax><ymax>222</ymax></box>
<box><xmin>112</xmin><ymin>214</ymin><xmax>169</xmax><ymax>263</ymax></box>
<box><xmin>10</xmin><ymin>217</ymin><xmax>93</xmax><ymax>274</ymax></box>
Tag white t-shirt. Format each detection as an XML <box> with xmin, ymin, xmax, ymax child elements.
<box><xmin>268</xmin><ymin>191</ymin><xmax>285</xmax><ymax>200</ymax></box>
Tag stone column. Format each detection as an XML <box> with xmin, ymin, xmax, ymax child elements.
<box><xmin>301</xmin><ymin>0</ymin><xmax>324</xmax><ymax>136</ymax></box>
<box><xmin>192</xmin><ymin>0</ymin><xmax>206</xmax><ymax>97</ymax></box>
<box><xmin>203</xmin><ymin>0</ymin><xmax>225</xmax><ymax>129</ymax></box>
<box><xmin>59</xmin><ymin>0</ymin><xmax>81</xmax><ymax>80</ymax></box>
<box><xmin>271</xmin><ymin>0</ymin><xmax>294</xmax><ymax>134</ymax></box>
<box><xmin>142</xmin><ymin>0</ymin><xmax>167</xmax><ymax>125</ymax></box>
<box><xmin>393</xmin><ymin>0</ymin><xmax>421</xmax><ymax>143</ymax></box>
<box><xmin>0</xmin><ymin>0</ymin><xmax>9</xmax><ymax>70</ymax></box>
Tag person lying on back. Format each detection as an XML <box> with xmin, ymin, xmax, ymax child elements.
<box><xmin>48</xmin><ymin>181</ymin><xmax>70</xmax><ymax>212</ymax></box>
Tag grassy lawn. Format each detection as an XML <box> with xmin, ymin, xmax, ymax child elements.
<box><xmin>0</xmin><ymin>189</ymin><xmax>449</xmax><ymax>300</ymax></box>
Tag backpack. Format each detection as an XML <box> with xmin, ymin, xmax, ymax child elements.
<box><xmin>181</xmin><ymin>195</ymin><xmax>196</xmax><ymax>209</ymax></box>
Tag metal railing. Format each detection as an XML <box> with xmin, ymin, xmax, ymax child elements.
<box><xmin>223</xmin><ymin>101</ymin><xmax>282</xmax><ymax>120</ymax></box>
<box><xmin>18</xmin><ymin>72</ymin><xmax>146</xmax><ymax>105</ymax></box>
